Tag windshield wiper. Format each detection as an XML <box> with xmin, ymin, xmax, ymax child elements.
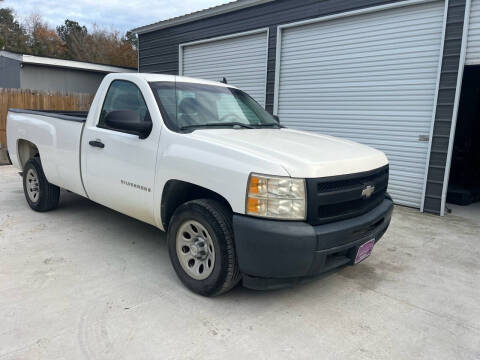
<box><xmin>180</xmin><ymin>122</ymin><xmax>254</xmax><ymax>131</ymax></box>
<box><xmin>254</xmin><ymin>123</ymin><xmax>284</xmax><ymax>128</ymax></box>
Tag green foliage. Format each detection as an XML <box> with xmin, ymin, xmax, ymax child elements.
<box><xmin>0</xmin><ymin>6</ymin><xmax>137</xmax><ymax>67</ymax></box>
<box><xmin>56</xmin><ymin>19</ymin><xmax>88</xmax><ymax>43</ymax></box>
<box><xmin>125</xmin><ymin>31</ymin><xmax>138</xmax><ymax>50</ymax></box>
<box><xmin>56</xmin><ymin>19</ymin><xmax>89</xmax><ymax>60</ymax></box>
<box><xmin>28</xmin><ymin>15</ymin><xmax>67</xmax><ymax>58</ymax></box>
<box><xmin>0</xmin><ymin>7</ymin><xmax>29</xmax><ymax>52</ymax></box>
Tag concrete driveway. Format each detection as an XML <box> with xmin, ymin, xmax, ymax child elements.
<box><xmin>0</xmin><ymin>165</ymin><xmax>479</xmax><ymax>360</ymax></box>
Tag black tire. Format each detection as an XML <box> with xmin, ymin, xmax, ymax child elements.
<box><xmin>23</xmin><ymin>157</ymin><xmax>60</xmax><ymax>212</ymax></box>
<box><xmin>167</xmin><ymin>199</ymin><xmax>241</xmax><ymax>296</ymax></box>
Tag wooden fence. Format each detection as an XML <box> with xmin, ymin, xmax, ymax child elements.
<box><xmin>0</xmin><ymin>88</ymin><xmax>94</xmax><ymax>148</ymax></box>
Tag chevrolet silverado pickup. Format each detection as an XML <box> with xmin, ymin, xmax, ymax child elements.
<box><xmin>6</xmin><ymin>73</ymin><xmax>393</xmax><ymax>296</ymax></box>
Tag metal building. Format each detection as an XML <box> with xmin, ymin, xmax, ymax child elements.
<box><xmin>0</xmin><ymin>51</ymin><xmax>136</xmax><ymax>94</ymax></box>
<box><xmin>133</xmin><ymin>0</ymin><xmax>480</xmax><ymax>215</ymax></box>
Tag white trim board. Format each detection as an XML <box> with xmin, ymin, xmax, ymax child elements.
<box><xmin>420</xmin><ymin>0</ymin><xmax>450</xmax><ymax>213</ymax></box>
<box><xmin>0</xmin><ymin>50</ymin><xmax>136</xmax><ymax>73</ymax></box>
<box><xmin>440</xmin><ymin>0</ymin><xmax>472</xmax><ymax>216</ymax></box>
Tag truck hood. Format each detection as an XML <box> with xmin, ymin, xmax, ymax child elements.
<box><xmin>189</xmin><ymin>128</ymin><xmax>388</xmax><ymax>178</ymax></box>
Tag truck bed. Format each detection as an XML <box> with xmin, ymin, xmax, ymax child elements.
<box><xmin>8</xmin><ymin>108</ymin><xmax>88</xmax><ymax>122</ymax></box>
<box><xmin>6</xmin><ymin>108</ymin><xmax>87</xmax><ymax>197</ymax></box>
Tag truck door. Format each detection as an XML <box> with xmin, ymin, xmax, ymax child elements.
<box><xmin>82</xmin><ymin>79</ymin><xmax>160</xmax><ymax>225</ymax></box>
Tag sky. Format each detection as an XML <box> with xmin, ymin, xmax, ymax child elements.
<box><xmin>3</xmin><ymin>0</ymin><xmax>233</xmax><ymax>33</ymax></box>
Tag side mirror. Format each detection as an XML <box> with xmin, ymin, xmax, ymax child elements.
<box><xmin>273</xmin><ymin>115</ymin><xmax>280</xmax><ymax>123</ymax></box>
<box><xmin>105</xmin><ymin>110</ymin><xmax>152</xmax><ymax>139</ymax></box>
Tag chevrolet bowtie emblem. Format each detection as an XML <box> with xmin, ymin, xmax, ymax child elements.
<box><xmin>362</xmin><ymin>185</ymin><xmax>375</xmax><ymax>198</ymax></box>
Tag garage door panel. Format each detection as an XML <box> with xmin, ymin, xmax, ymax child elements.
<box><xmin>277</xmin><ymin>100</ymin><xmax>436</xmax><ymax>108</ymax></box>
<box><xmin>280</xmin><ymin>53</ymin><xmax>440</xmax><ymax>71</ymax></box>
<box><xmin>184</xmin><ymin>57</ymin><xmax>265</xmax><ymax>71</ymax></box>
<box><xmin>284</xmin><ymin>28</ymin><xmax>442</xmax><ymax>51</ymax></box>
<box><xmin>183</xmin><ymin>41</ymin><xmax>267</xmax><ymax>52</ymax></box>
<box><xmin>285</xmin><ymin>23</ymin><xmax>442</xmax><ymax>48</ymax></box>
<box><xmin>278</xmin><ymin>57</ymin><xmax>441</xmax><ymax>74</ymax></box>
<box><xmin>184</xmin><ymin>53</ymin><xmax>267</xmax><ymax>66</ymax></box>
<box><xmin>291</xmin><ymin>128</ymin><xmax>430</xmax><ymax>139</ymax></box>
<box><xmin>282</xmin><ymin>119</ymin><xmax>431</xmax><ymax>128</ymax></box>
<box><xmin>183</xmin><ymin>46</ymin><xmax>267</xmax><ymax>63</ymax></box>
<box><xmin>282</xmin><ymin>14</ymin><xmax>442</xmax><ymax>46</ymax></box>
<box><xmin>277</xmin><ymin>1</ymin><xmax>445</xmax><ymax>207</ymax></box>
<box><xmin>279</xmin><ymin>66</ymin><xmax>438</xmax><ymax>78</ymax></box>
<box><xmin>278</xmin><ymin>91</ymin><xmax>436</xmax><ymax>99</ymax></box>
<box><xmin>284</xmin><ymin>6</ymin><xmax>442</xmax><ymax>39</ymax></box>
<box><xmin>182</xmin><ymin>31</ymin><xmax>268</xmax><ymax>106</ymax></box>
<box><xmin>287</xmin><ymin>21</ymin><xmax>443</xmax><ymax>42</ymax></box>
<box><xmin>283</xmin><ymin>44</ymin><xmax>442</xmax><ymax>63</ymax></box>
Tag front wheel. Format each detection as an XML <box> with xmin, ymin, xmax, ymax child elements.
<box><xmin>23</xmin><ymin>157</ymin><xmax>60</xmax><ymax>212</ymax></box>
<box><xmin>167</xmin><ymin>199</ymin><xmax>241</xmax><ymax>296</ymax></box>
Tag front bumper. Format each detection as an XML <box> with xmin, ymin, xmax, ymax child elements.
<box><xmin>233</xmin><ymin>197</ymin><xmax>393</xmax><ymax>290</ymax></box>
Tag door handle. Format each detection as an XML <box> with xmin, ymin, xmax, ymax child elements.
<box><xmin>89</xmin><ymin>140</ymin><xmax>105</xmax><ymax>148</ymax></box>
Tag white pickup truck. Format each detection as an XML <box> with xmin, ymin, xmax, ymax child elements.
<box><xmin>6</xmin><ymin>73</ymin><xmax>393</xmax><ymax>296</ymax></box>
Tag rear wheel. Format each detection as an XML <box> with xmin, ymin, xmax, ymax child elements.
<box><xmin>23</xmin><ymin>157</ymin><xmax>60</xmax><ymax>212</ymax></box>
<box><xmin>167</xmin><ymin>199</ymin><xmax>241</xmax><ymax>296</ymax></box>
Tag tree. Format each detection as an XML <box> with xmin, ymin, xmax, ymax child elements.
<box><xmin>0</xmin><ymin>8</ymin><xmax>137</xmax><ymax>68</ymax></box>
<box><xmin>0</xmin><ymin>7</ymin><xmax>28</xmax><ymax>52</ymax></box>
<box><xmin>125</xmin><ymin>31</ymin><xmax>138</xmax><ymax>50</ymax></box>
<box><xmin>26</xmin><ymin>14</ymin><xmax>66</xmax><ymax>58</ymax></box>
<box><xmin>82</xmin><ymin>27</ymin><xmax>137</xmax><ymax>67</ymax></box>
<box><xmin>56</xmin><ymin>19</ymin><xmax>88</xmax><ymax>60</ymax></box>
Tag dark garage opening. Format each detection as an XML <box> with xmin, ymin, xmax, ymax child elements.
<box><xmin>447</xmin><ymin>65</ymin><xmax>480</xmax><ymax>207</ymax></box>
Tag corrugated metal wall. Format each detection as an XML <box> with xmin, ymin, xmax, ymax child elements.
<box><xmin>181</xmin><ymin>31</ymin><xmax>268</xmax><ymax>106</ymax></box>
<box><xmin>20</xmin><ymin>65</ymin><xmax>105</xmax><ymax>94</ymax></box>
<box><xmin>466</xmin><ymin>0</ymin><xmax>480</xmax><ymax>64</ymax></box>
<box><xmin>139</xmin><ymin>0</ymin><xmax>406</xmax><ymax>114</ymax></box>
<box><xmin>276</xmin><ymin>1</ymin><xmax>445</xmax><ymax>208</ymax></box>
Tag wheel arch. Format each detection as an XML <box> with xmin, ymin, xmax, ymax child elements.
<box><xmin>17</xmin><ymin>139</ymin><xmax>40</xmax><ymax>170</ymax></box>
<box><xmin>161</xmin><ymin>180</ymin><xmax>233</xmax><ymax>230</ymax></box>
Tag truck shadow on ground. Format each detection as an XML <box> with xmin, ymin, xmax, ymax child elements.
<box><xmin>55</xmin><ymin>189</ymin><xmax>353</xmax><ymax>302</ymax></box>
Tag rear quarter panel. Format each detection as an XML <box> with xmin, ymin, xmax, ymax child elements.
<box><xmin>6</xmin><ymin>111</ymin><xmax>86</xmax><ymax>196</ymax></box>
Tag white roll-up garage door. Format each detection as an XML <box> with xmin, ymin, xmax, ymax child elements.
<box><xmin>275</xmin><ymin>1</ymin><xmax>445</xmax><ymax>208</ymax></box>
<box><xmin>466</xmin><ymin>0</ymin><xmax>480</xmax><ymax>65</ymax></box>
<box><xmin>180</xmin><ymin>29</ymin><xmax>268</xmax><ymax>106</ymax></box>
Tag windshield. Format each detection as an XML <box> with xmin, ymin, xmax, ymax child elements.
<box><xmin>150</xmin><ymin>81</ymin><xmax>279</xmax><ymax>131</ymax></box>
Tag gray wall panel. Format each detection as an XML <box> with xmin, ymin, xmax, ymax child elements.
<box><xmin>20</xmin><ymin>65</ymin><xmax>105</xmax><ymax>93</ymax></box>
<box><xmin>0</xmin><ymin>56</ymin><xmax>21</xmax><ymax>88</ymax></box>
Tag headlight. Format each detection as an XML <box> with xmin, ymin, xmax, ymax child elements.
<box><xmin>246</xmin><ymin>174</ymin><xmax>306</xmax><ymax>220</ymax></box>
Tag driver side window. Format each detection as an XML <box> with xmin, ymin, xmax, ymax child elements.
<box><xmin>99</xmin><ymin>80</ymin><xmax>149</xmax><ymax>129</ymax></box>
